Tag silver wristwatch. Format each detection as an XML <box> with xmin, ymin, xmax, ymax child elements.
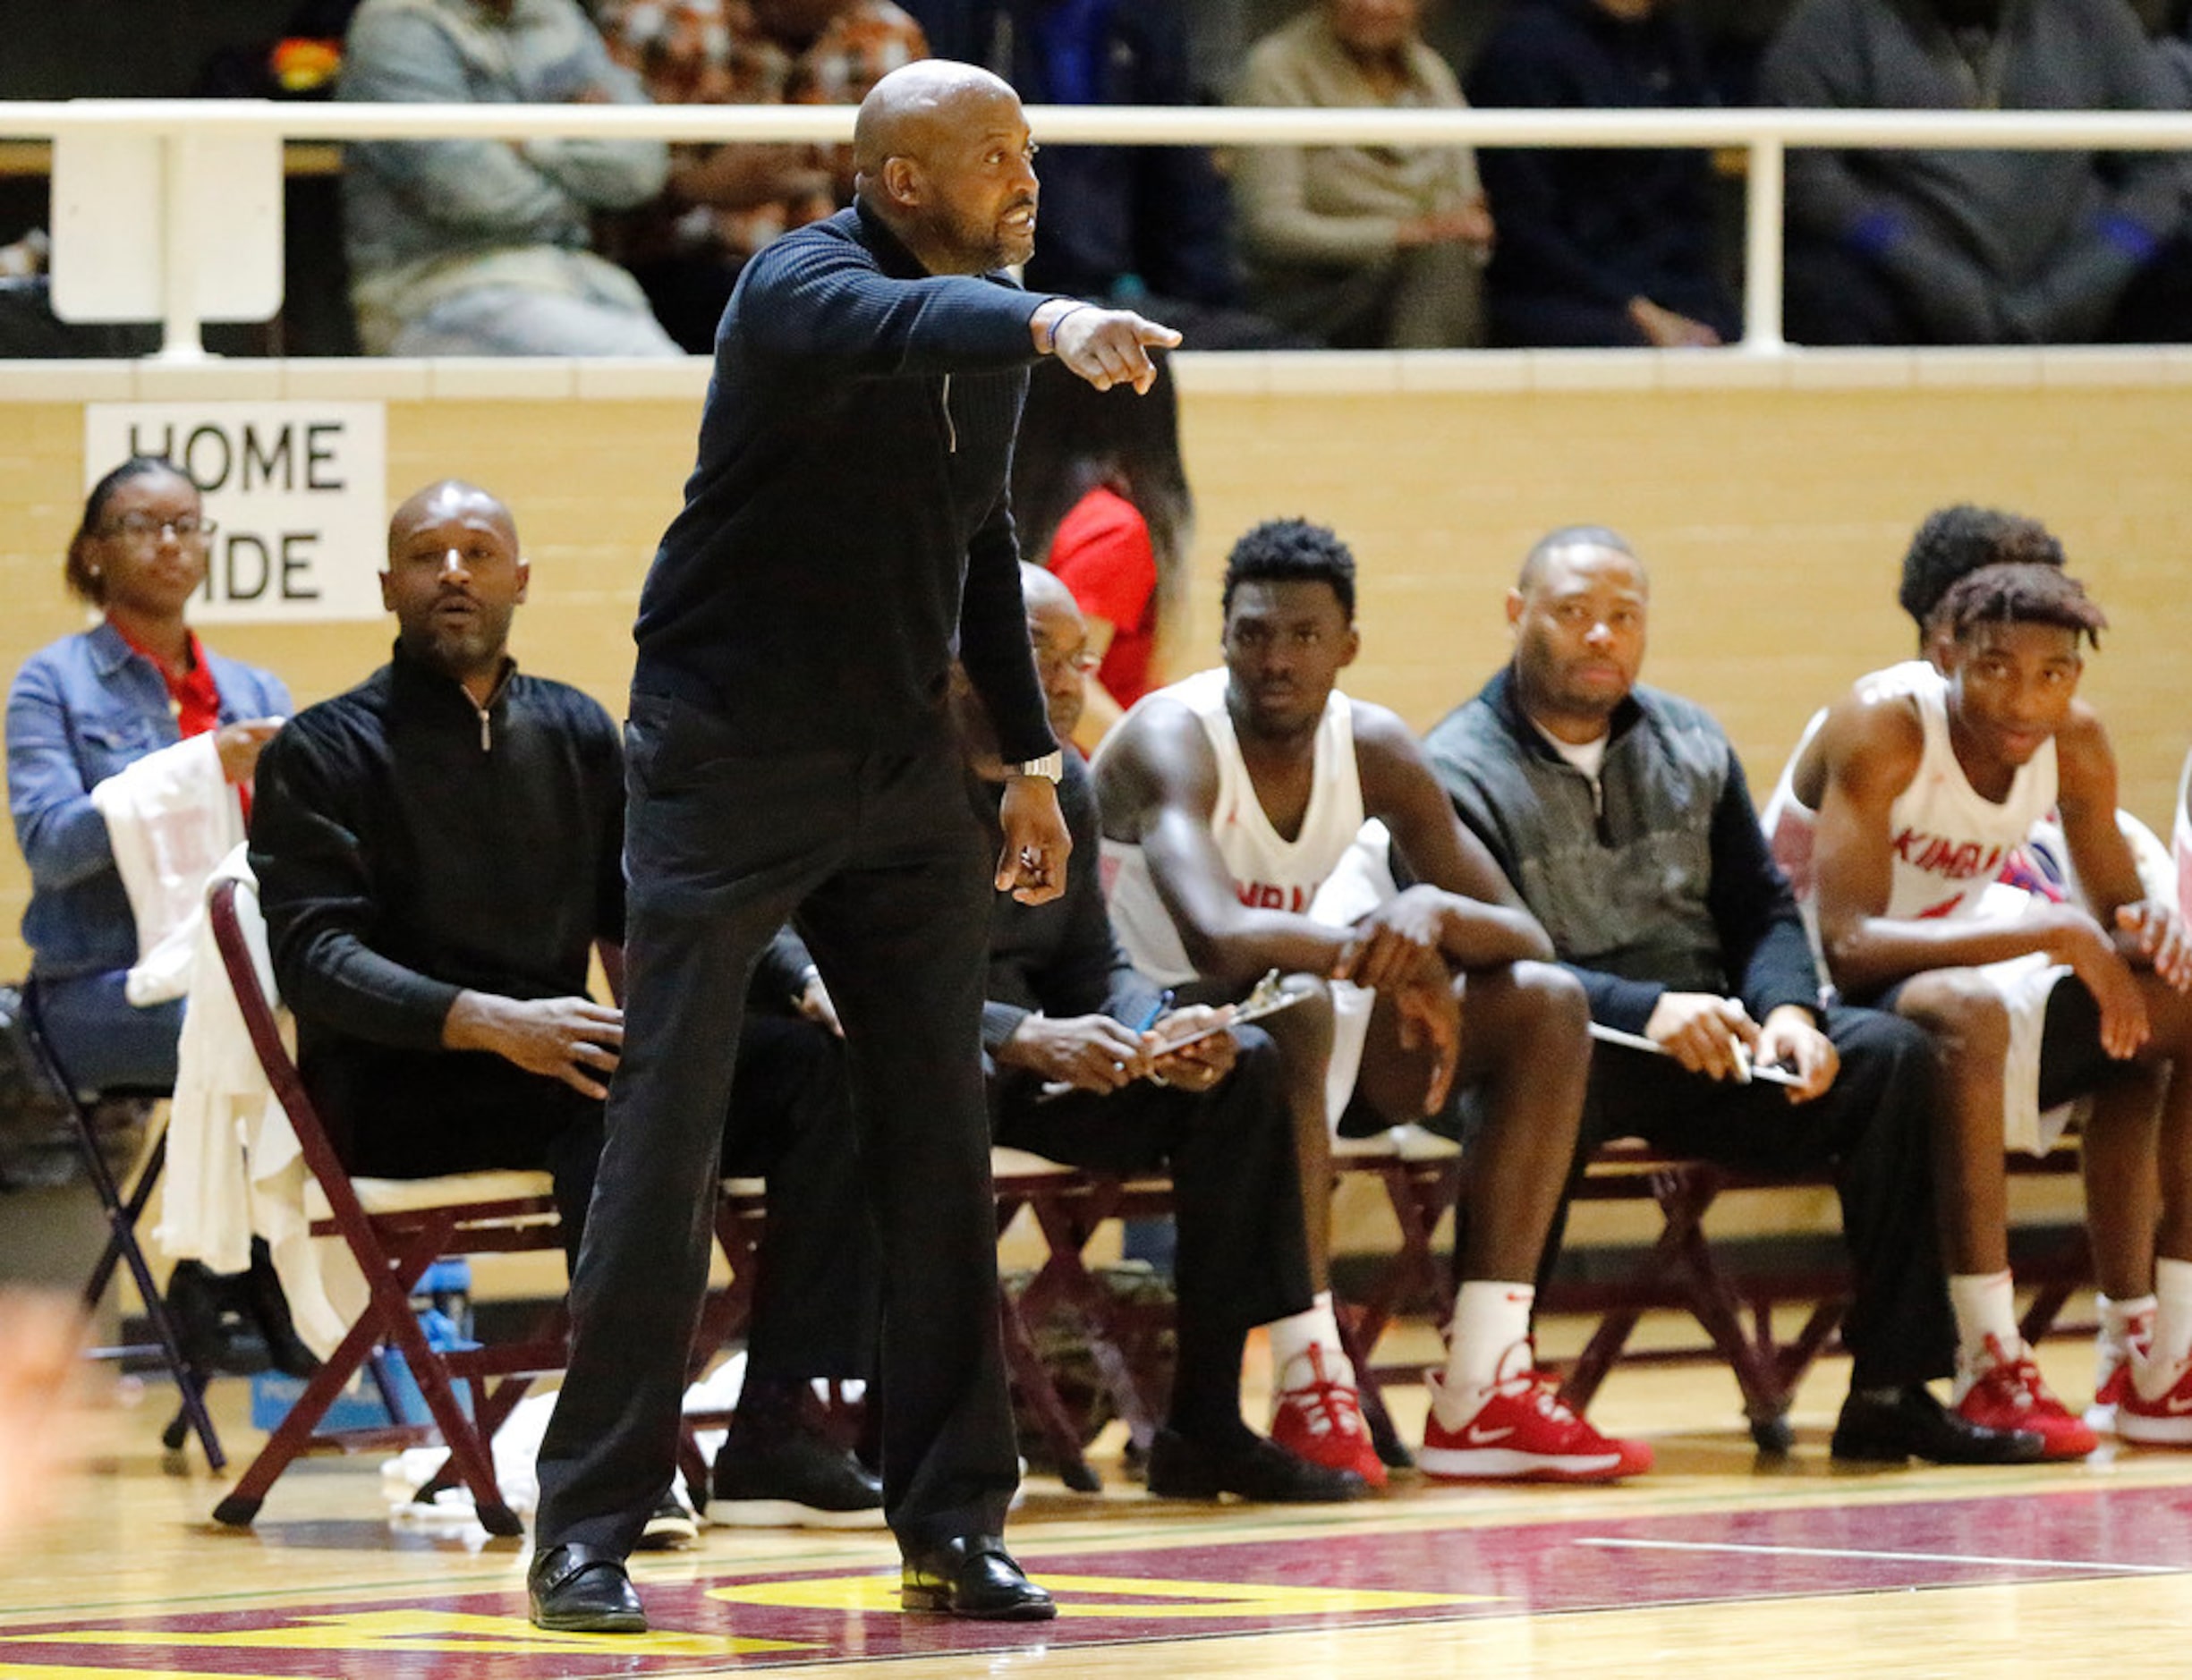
<box><xmin>1012</xmin><ymin>751</ymin><xmax>1065</xmax><ymax>783</ymax></box>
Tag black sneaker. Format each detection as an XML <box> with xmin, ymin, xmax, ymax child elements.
<box><xmin>1830</xmin><ymin>1384</ymin><xmax>2047</xmax><ymax>1465</ymax></box>
<box><xmin>709</xmin><ymin>1425</ymin><xmax>886</xmax><ymax>1528</ymax></box>
<box><xmin>1144</xmin><ymin>1423</ymin><xmax>1369</xmax><ymax>1503</ymax></box>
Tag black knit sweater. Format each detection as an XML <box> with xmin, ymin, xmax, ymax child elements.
<box><xmin>632</xmin><ymin>200</ymin><xmax>1058</xmax><ymax>766</ymax></box>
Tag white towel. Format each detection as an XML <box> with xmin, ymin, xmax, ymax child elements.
<box><xmin>88</xmin><ymin>734</ymin><xmax>243</xmax><ymax>1007</ymax></box>
<box><xmin>161</xmin><ymin>848</ymin><xmax>366</xmax><ymax>1360</ymax></box>
<box><xmin>1306</xmin><ymin>820</ymin><xmax>1398</xmax><ymax>1131</ymax></box>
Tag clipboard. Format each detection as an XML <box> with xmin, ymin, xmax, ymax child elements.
<box><xmin>1036</xmin><ymin>970</ymin><xmax>1305</xmax><ymax>1100</ymax></box>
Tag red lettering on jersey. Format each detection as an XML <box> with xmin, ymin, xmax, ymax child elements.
<box><xmin>1916</xmin><ymin>891</ymin><xmax>1967</xmax><ymax>919</ymax></box>
<box><xmin>1894</xmin><ymin>832</ymin><xmax>2009</xmax><ymax>884</ymax></box>
<box><xmin>1234</xmin><ymin>881</ymin><xmax>1313</xmax><ymax>912</ymax></box>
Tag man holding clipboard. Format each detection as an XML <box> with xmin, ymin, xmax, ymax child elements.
<box><xmin>1424</xmin><ymin>524</ymin><xmax>2044</xmax><ymax>1468</ymax></box>
<box><xmin>955</xmin><ymin>568</ymin><xmax>1369</xmax><ymax>1504</ymax></box>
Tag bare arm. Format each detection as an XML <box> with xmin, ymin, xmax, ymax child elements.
<box><xmin>1096</xmin><ymin>701</ymin><xmax>1355</xmax><ymax>989</ymax></box>
<box><xmin>2058</xmin><ymin>705</ymin><xmax>2192</xmax><ymax>993</ymax></box>
<box><xmin>1355</xmin><ymin>707</ymin><xmax>1553</xmax><ymax>971</ymax></box>
<box><xmin>1813</xmin><ymin>693</ymin><xmax>2127</xmax><ymax>999</ymax></box>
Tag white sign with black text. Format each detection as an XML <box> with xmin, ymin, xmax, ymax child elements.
<box><xmin>82</xmin><ymin>403</ymin><xmax>387</xmax><ymax>623</ymax></box>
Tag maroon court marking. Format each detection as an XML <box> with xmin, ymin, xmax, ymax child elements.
<box><xmin>6</xmin><ymin>1481</ymin><xmax>2192</xmax><ymax>1675</ymax></box>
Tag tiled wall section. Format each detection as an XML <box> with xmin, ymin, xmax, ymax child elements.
<box><xmin>3</xmin><ymin>360</ymin><xmax>2187</xmax><ymax>981</ymax></box>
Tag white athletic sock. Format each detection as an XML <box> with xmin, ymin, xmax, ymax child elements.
<box><xmin>2149</xmin><ymin>1260</ymin><xmax>2192</xmax><ymax>1373</ymax></box>
<box><xmin>1268</xmin><ymin>1291</ymin><xmax>1357</xmax><ymax>1398</ymax></box>
<box><xmin>2099</xmin><ymin>1292</ymin><xmax>2157</xmax><ymax>1357</ymax></box>
<box><xmin>1442</xmin><ymin>1280</ymin><xmax>1535</xmax><ymax>1401</ymax></box>
<box><xmin>1949</xmin><ymin>1270</ymin><xmax>2022</xmax><ymax>1387</ymax></box>
<box><xmin>2097</xmin><ymin>1292</ymin><xmax>2157</xmax><ymax>1396</ymax></box>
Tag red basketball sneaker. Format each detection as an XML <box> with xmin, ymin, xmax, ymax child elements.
<box><xmin>2117</xmin><ymin>1353</ymin><xmax>2192</xmax><ymax>1447</ymax></box>
<box><xmin>1418</xmin><ymin>1358</ymin><xmax>1652</xmax><ymax>1483</ymax></box>
<box><xmin>1954</xmin><ymin>1335</ymin><xmax>2097</xmax><ymax>1459</ymax></box>
<box><xmin>1270</xmin><ymin>1346</ymin><xmax>1385</xmax><ymax>1490</ymax></box>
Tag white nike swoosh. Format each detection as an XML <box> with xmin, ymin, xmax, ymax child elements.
<box><xmin>1464</xmin><ymin>1425</ymin><xmax>1515</xmax><ymax>1445</ymax></box>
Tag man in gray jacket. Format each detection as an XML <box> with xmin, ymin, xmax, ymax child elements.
<box><xmin>339</xmin><ymin>0</ymin><xmax>681</xmax><ymax>356</ymax></box>
<box><xmin>1761</xmin><ymin>0</ymin><xmax>2192</xmax><ymax>344</ymax></box>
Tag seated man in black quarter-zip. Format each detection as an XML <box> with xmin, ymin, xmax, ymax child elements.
<box><xmin>250</xmin><ymin>479</ymin><xmax>887</xmax><ymax>1547</ymax></box>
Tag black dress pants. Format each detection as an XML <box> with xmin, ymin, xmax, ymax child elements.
<box><xmin>311</xmin><ymin>1013</ymin><xmax>876</xmax><ymax>1375</ymax></box>
<box><xmin>1568</xmin><ymin>1003</ymin><xmax>1954</xmax><ymax>1390</ymax></box>
<box><xmin>535</xmin><ymin>695</ymin><xmax>1013</xmax><ymax>1559</ymax></box>
<box><xmin>989</xmin><ymin>1025</ymin><xmax>1313</xmax><ymax>1405</ymax></box>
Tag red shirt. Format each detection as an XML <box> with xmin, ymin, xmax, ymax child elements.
<box><xmin>1049</xmin><ymin>487</ymin><xmax>1159</xmax><ymax>709</ymax></box>
<box><xmin>108</xmin><ymin>618</ymin><xmax>248</xmax><ymax>818</ymax></box>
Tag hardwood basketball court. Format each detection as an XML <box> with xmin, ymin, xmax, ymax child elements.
<box><xmin>6</xmin><ymin>1313</ymin><xmax>2184</xmax><ymax>1679</ymax></box>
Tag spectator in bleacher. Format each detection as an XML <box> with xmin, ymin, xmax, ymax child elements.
<box><xmin>249</xmin><ymin>479</ymin><xmax>883</xmax><ymax>1550</ymax></box>
<box><xmin>1764</xmin><ymin>557</ymin><xmax>2192</xmax><ymax>1456</ymax></box>
<box><xmin>1010</xmin><ymin>358</ymin><xmax>1192</xmax><ymax>750</ymax></box>
<box><xmin>7</xmin><ymin>456</ymin><xmax>289</xmax><ymax>1093</ymax></box>
<box><xmin>1230</xmin><ymin>0</ymin><xmax>1492</xmax><ymax>348</ymax></box>
<box><xmin>599</xmin><ymin>0</ymin><xmax>929</xmax><ymax>352</ymax></box>
<box><xmin>911</xmin><ymin>0</ymin><xmax>1292</xmax><ymax>345</ymax></box>
<box><xmin>1094</xmin><ymin>518</ymin><xmax>1652</xmax><ymax>1484</ymax></box>
<box><xmin>956</xmin><ymin>566</ymin><xmax>1367</xmax><ymax>1502</ymax></box>
<box><xmin>337</xmin><ymin>0</ymin><xmax>681</xmax><ymax>356</ymax></box>
<box><xmin>1423</xmin><ymin>524</ymin><xmax>2047</xmax><ymax>1467</ymax></box>
<box><xmin>1466</xmin><ymin>0</ymin><xmax>1737</xmax><ymax>349</ymax></box>
<box><xmin>1759</xmin><ymin>0</ymin><xmax>2192</xmax><ymax>345</ymax></box>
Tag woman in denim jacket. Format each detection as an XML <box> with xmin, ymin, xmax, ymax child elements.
<box><xmin>6</xmin><ymin>457</ymin><xmax>290</xmax><ymax>1090</ymax></box>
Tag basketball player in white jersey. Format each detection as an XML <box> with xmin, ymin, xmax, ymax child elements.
<box><xmin>1096</xmin><ymin>518</ymin><xmax>1650</xmax><ymax>1484</ymax></box>
<box><xmin>1794</xmin><ymin>562</ymin><xmax>2192</xmax><ymax>1452</ymax></box>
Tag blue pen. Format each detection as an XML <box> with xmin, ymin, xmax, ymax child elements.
<box><xmin>1135</xmin><ymin>989</ymin><xmax>1175</xmax><ymax>1033</ymax></box>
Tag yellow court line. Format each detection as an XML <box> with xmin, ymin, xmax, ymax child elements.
<box><xmin>710</xmin><ymin>1570</ymin><xmax>1493</xmax><ymax>1619</ymax></box>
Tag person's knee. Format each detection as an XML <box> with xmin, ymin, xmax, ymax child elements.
<box><xmin>1503</xmin><ymin>960</ymin><xmax>1590</xmax><ymax>1045</ymax></box>
<box><xmin>1895</xmin><ymin>970</ymin><xmax>2010</xmax><ymax>1070</ymax></box>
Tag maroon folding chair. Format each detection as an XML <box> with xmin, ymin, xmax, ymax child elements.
<box><xmin>205</xmin><ymin>875</ymin><xmax>569</xmax><ymax>1536</ymax></box>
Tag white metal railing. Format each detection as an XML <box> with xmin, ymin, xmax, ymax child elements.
<box><xmin>13</xmin><ymin>98</ymin><xmax>2192</xmax><ymax>360</ymax></box>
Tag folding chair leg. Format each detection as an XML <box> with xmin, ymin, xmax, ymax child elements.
<box><xmin>1333</xmin><ymin>1302</ymin><xmax>1408</xmax><ymax>1468</ymax></box>
<box><xmin>215</xmin><ymin>1313</ymin><xmax>386</xmax><ymax>1528</ymax></box>
<box><xmin>998</xmin><ymin>1285</ymin><xmax>1101</xmax><ymax>1493</ymax></box>
<box><xmin>107</xmin><ymin>1208</ymin><xmax>225</xmax><ymax>1472</ymax></box>
<box><xmin>376</xmin><ymin>1242</ymin><xmax>523</xmax><ymax>1538</ymax></box>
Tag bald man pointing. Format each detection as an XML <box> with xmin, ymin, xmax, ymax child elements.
<box><xmin>528</xmin><ymin>63</ymin><xmax>1177</xmax><ymax>1631</ymax></box>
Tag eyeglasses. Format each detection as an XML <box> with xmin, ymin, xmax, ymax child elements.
<box><xmin>99</xmin><ymin>513</ymin><xmax>217</xmax><ymax>543</ymax></box>
<box><xmin>1035</xmin><ymin>645</ymin><xmax>1101</xmax><ymax>677</ymax></box>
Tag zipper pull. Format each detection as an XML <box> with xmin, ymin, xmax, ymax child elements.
<box><xmin>478</xmin><ymin>707</ymin><xmax>490</xmax><ymax>752</ymax></box>
<box><xmin>941</xmin><ymin>373</ymin><xmax>957</xmax><ymax>454</ymax></box>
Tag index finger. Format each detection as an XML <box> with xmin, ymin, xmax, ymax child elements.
<box><xmin>1719</xmin><ymin>1000</ymin><xmax>1763</xmax><ymax>1047</ymax></box>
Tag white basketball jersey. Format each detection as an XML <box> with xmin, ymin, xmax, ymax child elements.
<box><xmin>1763</xmin><ymin>659</ymin><xmax>2058</xmax><ymax>927</ymax></box>
<box><xmin>1099</xmin><ymin>666</ymin><xmax>1367</xmax><ymax>987</ymax></box>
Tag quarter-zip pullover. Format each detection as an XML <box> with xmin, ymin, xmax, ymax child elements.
<box><xmin>250</xmin><ymin>642</ymin><xmax>627</xmax><ymax>1063</ymax></box>
<box><xmin>632</xmin><ymin>200</ymin><xmax>1059</xmax><ymax>765</ymax></box>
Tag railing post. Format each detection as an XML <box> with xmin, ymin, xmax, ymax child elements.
<box><xmin>1742</xmin><ymin>137</ymin><xmax>1785</xmax><ymax>354</ymax></box>
<box><xmin>157</xmin><ymin>127</ymin><xmax>208</xmax><ymax>363</ymax></box>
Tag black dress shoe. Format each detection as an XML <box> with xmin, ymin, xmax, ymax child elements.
<box><xmin>1831</xmin><ymin>1384</ymin><xmax>2047</xmax><ymax>1465</ymax></box>
<box><xmin>528</xmin><ymin>1544</ymin><xmax>648</xmax><ymax>1633</ymax></box>
<box><xmin>1145</xmin><ymin>1425</ymin><xmax>1369</xmax><ymax>1503</ymax></box>
<box><xmin>900</xmin><ymin>1535</ymin><xmax>1057</xmax><ymax>1620</ymax></box>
